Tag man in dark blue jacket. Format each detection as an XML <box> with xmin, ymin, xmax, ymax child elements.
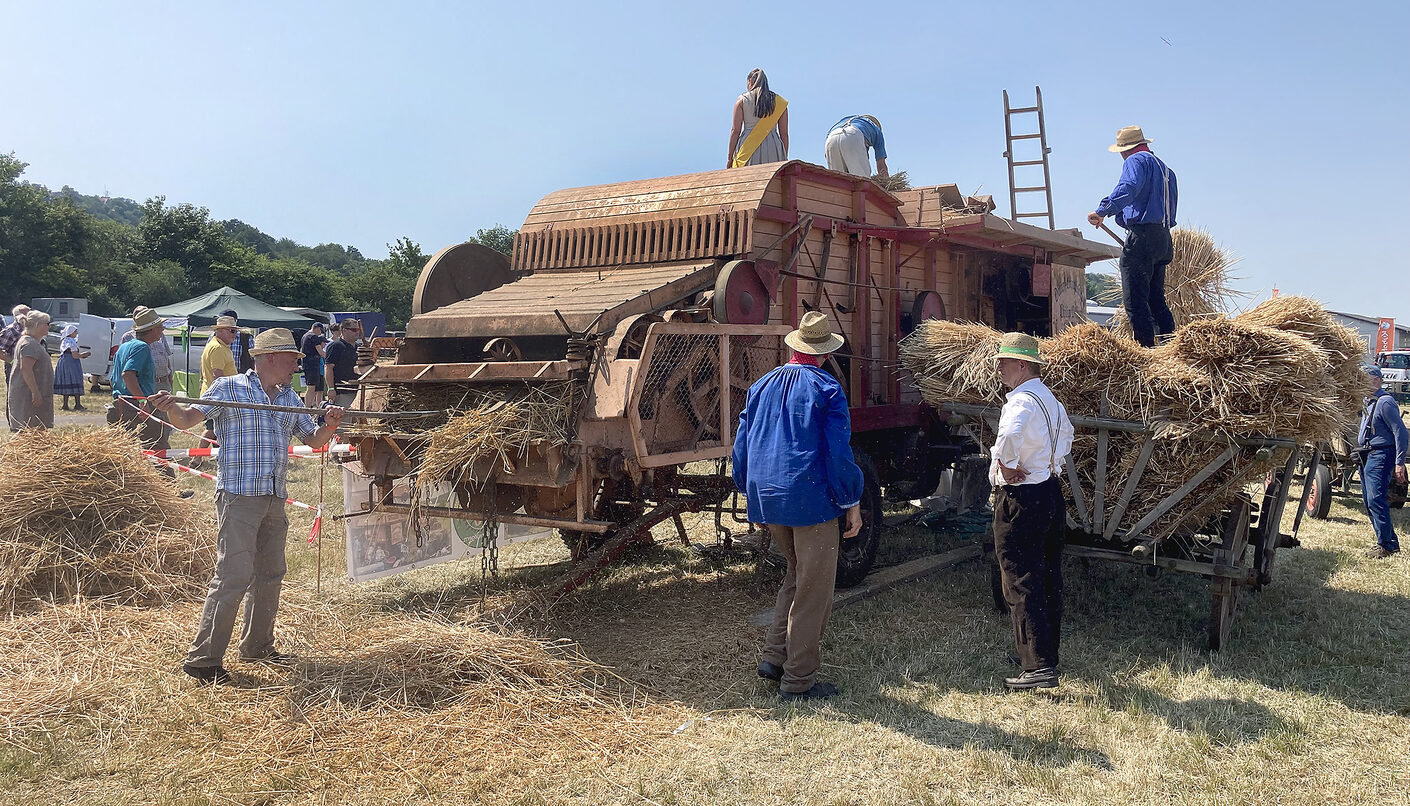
<box><xmin>1088</xmin><ymin>125</ymin><xmax>1178</xmax><ymax>348</ymax></box>
<box><xmin>1358</xmin><ymin>365</ymin><xmax>1408</xmax><ymax>558</ymax></box>
<box><xmin>733</xmin><ymin>311</ymin><xmax>863</xmax><ymax>701</ymax></box>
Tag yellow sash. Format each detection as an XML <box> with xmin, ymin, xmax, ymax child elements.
<box><xmin>732</xmin><ymin>95</ymin><xmax>788</xmax><ymax>168</ymax></box>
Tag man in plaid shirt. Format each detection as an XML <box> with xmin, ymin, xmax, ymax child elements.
<box><xmin>152</xmin><ymin>328</ymin><xmax>345</xmax><ymax>684</ymax></box>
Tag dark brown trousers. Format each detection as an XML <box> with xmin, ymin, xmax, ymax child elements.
<box><xmin>993</xmin><ymin>477</ymin><xmax>1065</xmax><ymax>671</ymax></box>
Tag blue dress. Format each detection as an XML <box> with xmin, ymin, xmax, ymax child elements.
<box><xmin>54</xmin><ymin>336</ymin><xmax>85</xmax><ymax>396</ymax></box>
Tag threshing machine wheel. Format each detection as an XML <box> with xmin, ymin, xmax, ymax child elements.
<box><xmin>411</xmin><ymin>242</ymin><xmax>513</xmax><ymax>315</ymax></box>
<box><xmin>1208</xmin><ymin>497</ymin><xmax>1251</xmax><ymax>651</ymax></box>
<box><xmin>483</xmin><ymin>338</ymin><xmax>523</xmax><ymax>362</ymax></box>
<box><xmin>835</xmin><ymin>451</ymin><xmax>883</xmax><ymax>588</ymax></box>
<box><xmin>607</xmin><ymin>313</ymin><xmax>664</xmax><ymax>359</ymax></box>
<box><xmin>712</xmin><ymin>260</ymin><xmax>770</xmax><ymax>325</ymax></box>
<box><xmin>558</xmin><ymin>478</ymin><xmax>646</xmax><ymax>560</ymax></box>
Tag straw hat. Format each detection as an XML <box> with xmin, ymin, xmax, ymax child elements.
<box><xmin>785</xmin><ymin>311</ymin><xmax>844</xmax><ymax>355</ymax></box>
<box><xmin>131</xmin><ymin>306</ymin><xmax>163</xmax><ymax>332</ymax></box>
<box><xmin>249</xmin><ymin>328</ymin><xmax>302</xmax><ymax>356</ymax></box>
<box><xmin>1108</xmin><ymin>125</ymin><xmax>1152</xmax><ymax>153</ymax></box>
<box><xmin>995</xmin><ymin>332</ymin><xmax>1045</xmax><ymax>365</ymax></box>
<box><xmin>214</xmin><ymin>315</ymin><xmax>239</xmax><ymax>329</ymax></box>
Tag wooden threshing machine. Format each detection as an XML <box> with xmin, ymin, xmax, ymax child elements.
<box><xmin>350</xmin><ymin>161</ymin><xmax>1119</xmax><ymax>589</ymax></box>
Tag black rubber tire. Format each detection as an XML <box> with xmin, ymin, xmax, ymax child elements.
<box><xmin>835</xmin><ymin>452</ymin><xmax>883</xmax><ymax>588</ymax></box>
<box><xmin>1304</xmin><ymin>464</ymin><xmax>1333</xmax><ymax>520</ymax></box>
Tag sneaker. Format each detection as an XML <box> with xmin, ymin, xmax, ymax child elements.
<box><xmin>1365</xmin><ymin>546</ymin><xmax>1400</xmax><ymax>559</ymax></box>
<box><xmin>177</xmin><ymin>489</ymin><xmax>195</xmax><ymax>499</ymax></box>
<box><xmin>757</xmin><ymin>660</ymin><xmax>783</xmax><ymax>682</ymax></box>
<box><xmin>1004</xmin><ymin>667</ymin><xmax>1059</xmax><ymax>691</ymax></box>
<box><xmin>779</xmin><ymin>681</ymin><xmax>839</xmax><ymax>701</ymax></box>
<box><xmin>183</xmin><ymin>663</ymin><xmax>231</xmax><ymax>684</ymax></box>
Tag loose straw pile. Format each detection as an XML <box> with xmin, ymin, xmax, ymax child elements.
<box><xmin>0</xmin><ymin>594</ymin><xmax>677</xmax><ymax>799</ymax></box>
<box><xmin>0</xmin><ymin>428</ymin><xmax>214</xmax><ymax>611</ymax></box>
<box><xmin>898</xmin><ymin>296</ymin><xmax>1366</xmax><ymax>540</ymax></box>
<box><xmin>415</xmin><ymin>381</ymin><xmax>579</xmax><ymax>488</ymax></box>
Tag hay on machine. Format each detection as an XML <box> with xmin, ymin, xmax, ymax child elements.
<box><xmin>0</xmin><ymin>427</ymin><xmax>215</xmax><ymax>611</ymax></box>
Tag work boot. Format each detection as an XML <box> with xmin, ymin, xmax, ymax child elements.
<box><xmin>757</xmin><ymin>660</ymin><xmax>783</xmax><ymax>682</ymax></box>
<box><xmin>1004</xmin><ymin>667</ymin><xmax>1059</xmax><ymax>691</ymax></box>
<box><xmin>183</xmin><ymin>663</ymin><xmax>231</xmax><ymax>685</ymax></box>
<box><xmin>780</xmin><ymin>682</ymin><xmax>839</xmax><ymax>702</ymax></box>
<box><xmin>1365</xmin><ymin>546</ymin><xmax>1399</xmax><ymax>559</ymax></box>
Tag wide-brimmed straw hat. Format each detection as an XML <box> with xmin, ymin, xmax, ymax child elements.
<box><xmin>131</xmin><ymin>306</ymin><xmax>163</xmax><ymax>332</ymax></box>
<box><xmin>1108</xmin><ymin>125</ymin><xmax>1152</xmax><ymax>153</ymax></box>
<box><xmin>995</xmin><ymin>332</ymin><xmax>1045</xmax><ymax>365</ymax></box>
<box><xmin>785</xmin><ymin>311</ymin><xmax>844</xmax><ymax>355</ymax></box>
<box><xmin>214</xmin><ymin>315</ymin><xmax>239</xmax><ymax>329</ymax></box>
<box><xmin>249</xmin><ymin>328</ymin><xmax>302</xmax><ymax>356</ymax></box>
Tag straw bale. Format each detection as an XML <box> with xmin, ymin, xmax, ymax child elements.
<box><xmin>0</xmin><ymin>427</ymin><xmax>214</xmax><ymax>611</ymax></box>
<box><xmin>897</xmin><ymin>321</ymin><xmax>1004</xmax><ymax>406</ymax></box>
<box><xmin>1236</xmin><ymin>295</ymin><xmax>1368</xmax><ymax>427</ymax></box>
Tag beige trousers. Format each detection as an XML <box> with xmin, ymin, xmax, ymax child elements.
<box><xmin>186</xmin><ymin>492</ymin><xmax>289</xmax><ymax>667</ymax></box>
<box><xmin>761</xmin><ymin>521</ymin><xmax>838</xmax><ymax>693</ymax></box>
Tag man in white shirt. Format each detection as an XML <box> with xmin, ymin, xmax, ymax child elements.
<box><xmin>988</xmin><ymin>332</ymin><xmax>1074</xmax><ymax>691</ymax></box>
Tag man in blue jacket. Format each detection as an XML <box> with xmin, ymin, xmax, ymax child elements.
<box><xmin>733</xmin><ymin>311</ymin><xmax>863</xmax><ymax>701</ymax></box>
<box><xmin>1358</xmin><ymin>365</ymin><xmax>1408</xmax><ymax>559</ymax></box>
<box><xmin>1087</xmin><ymin>125</ymin><xmax>1178</xmax><ymax>347</ymax></box>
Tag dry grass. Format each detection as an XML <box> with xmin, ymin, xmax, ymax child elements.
<box><xmin>0</xmin><ymin>427</ymin><xmax>215</xmax><ymax>611</ymax></box>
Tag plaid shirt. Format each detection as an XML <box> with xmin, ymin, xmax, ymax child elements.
<box><xmin>0</xmin><ymin>321</ymin><xmax>22</xmax><ymax>359</ymax></box>
<box><xmin>194</xmin><ymin>370</ymin><xmax>317</xmax><ymax>497</ymax></box>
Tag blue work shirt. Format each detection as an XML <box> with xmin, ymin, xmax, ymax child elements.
<box><xmin>731</xmin><ymin>363</ymin><xmax>864</xmax><ymax>527</ymax></box>
<box><xmin>1095</xmin><ymin>150</ymin><xmax>1177</xmax><ymax>229</ymax></box>
<box><xmin>1359</xmin><ymin>387</ymin><xmax>1408</xmax><ymax>464</ymax></box>
<box><xmin>830</xmin><ymin>115</ymin><xmax>886</xmax><ymax>159</ymax></box>
<box><xmin>110</xmin><ymin>339</ymin><xmax>155</xmax><ymax>397</ymax></box>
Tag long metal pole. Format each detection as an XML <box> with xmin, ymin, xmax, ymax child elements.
<box><xmin>119</xmin><ymin>394</ymin><xmax>438</xmax><ymax>420</ymax></box>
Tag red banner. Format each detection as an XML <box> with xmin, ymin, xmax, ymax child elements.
<box><xmin>1377</xmin><ymin>318</ymin><xmax>1396</xmax><ymax>353</ymax></box>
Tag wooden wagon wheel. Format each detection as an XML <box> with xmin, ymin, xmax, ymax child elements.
<box><xmin>1208</xmin><ymin>496</ymin><xmax>1251</xmax><ymax>651</ymax></box>
<box><xmin>482</xmin><ymin>337</ymin><xmax>522</xmax><ymax>362</ymax></box>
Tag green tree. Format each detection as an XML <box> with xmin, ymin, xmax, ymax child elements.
<box><xmin>138</xmin><ymin>197</ymin><xmax>248</xmax><ymax>291</ymax></box>
<box><xmin>343</xmin><ymin>237</ymin><xmax>426</xmax><ymax>329</ymax></box>
<box><xmin>467</xmin><ymin>224</ymin><xmax>517</xmax><ymax>257</ymax></box>
<box><xmin>1087</xmin><ymin>271</ymin><xmax>1120</xmax><ymax>304</ymax></box>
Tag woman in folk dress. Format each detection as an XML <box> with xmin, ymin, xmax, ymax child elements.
<box><xmin>54</xmin><ymin>323</ymin><xmax>89</xmax><ymax>410</ymax></box>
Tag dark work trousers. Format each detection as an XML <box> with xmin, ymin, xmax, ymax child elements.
<box><xmin>1120</xmin><ymin>222</ymin><xmax>1177</xmax><ymax>348</ymax></box>
<box><xmin>993</xmin><ymin>476</ymin><xmax>1065</xmax><ymax>671</ymax></box>
<box><xmin>1361</xmin><ymin>447</ymin><xmax>1399</xmax><ymax>552</ymax></box>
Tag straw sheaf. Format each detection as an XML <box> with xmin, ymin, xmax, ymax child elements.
<box><xmin>1102</xmin><ymin>227</ymin><xmax>1241</xmax><ymax>334</ymax></box>
<box><xmin>0</xmin><ymin>427</ymin><xmax>215</xmax><ymax>611</ymax></box>
<box><xmin>898</xmin><ymin>297</ymin><xmax>1361</xmax><ymax>542</ymax></box>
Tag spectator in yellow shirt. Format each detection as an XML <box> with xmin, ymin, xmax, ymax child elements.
<box><xmin>201</xmin><ymin>317</ymin><xmax>240</xmax><ymax>394</ymax></box>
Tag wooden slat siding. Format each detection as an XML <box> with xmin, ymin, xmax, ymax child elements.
<box><xmin>793</xmin><ymin>183</ymin><xmax>857</xmax><ymax>220</ymax></box>
<box><xmin>889</xmin><ymin>239</ymin><xmax>901</xmax><ymax>403</ymax></box>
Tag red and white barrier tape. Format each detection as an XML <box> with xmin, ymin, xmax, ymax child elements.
<box><xmin>144</xmin><ymin>443</ymin><xmax>354</xmax><ymax>459</ymax></box>
<box><xmin>146</xmin><ymin>453</ymin><xmax>324</xmax><ymax>544</ymax></box>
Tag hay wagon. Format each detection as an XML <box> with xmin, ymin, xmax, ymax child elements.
<box><xmin>941</xmin><ymin>400</ymin><xmax>1306</xmax><ymax>650</ymax></box>
<box><xmin>345</xmin><ymin>161</ymin><xmax>1118</xmax><ymax>590</ymax></box>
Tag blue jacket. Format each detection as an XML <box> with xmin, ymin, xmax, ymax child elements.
<box><xmin>731</xmin><ymin>364</ymin><xmax>864</xmax><ymax>527</ymax></box>
<box><xmin>1359</xmin><ymin>388</ymin><xmax>1409</xmax><ymax>464</ymax></box>
<box><xmin>1095</xmin><ymin>150</ymin><xmax>1177</xmax><ymax>229</ymax></box>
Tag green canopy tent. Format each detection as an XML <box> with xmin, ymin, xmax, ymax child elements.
<box><xmin>155</xmin><ymin>287</ymin><xmax>320</xmax><ymax>395</ymax></box>
<box><xmin>154</xmin><ymin>286</ymin><xmax>318</xmax><ymax>329</ymax></box>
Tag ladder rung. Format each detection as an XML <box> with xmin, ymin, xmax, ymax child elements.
<box><xmin>1010</xmin><ymin>159</ymin><xmax>1046</xmax><ymax>167</ymax></box>
<box><xmin>1013</xmin><ymin>186</ymin><xmax>1048</xmax><ymax>193</ymax></box>
<box><xmin>1007</xmin><ymin>106</ymin><xmax>1039</xmax><ymax>114</ymax></box>
<box><xmin>1009</xmin><ymin>133</ymin><xmax>1042</xmax><ymax>140</ymax></box>
<box><xmin>1014</xmin><ymin>212</ymin><xmax>1052</xmax><ymax>218</ymax></box>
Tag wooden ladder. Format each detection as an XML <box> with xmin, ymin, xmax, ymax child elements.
<box><xmin>1002</xmin><ymin>86</ymin><xmax>1055</xmax><ymax>230</ymax></box>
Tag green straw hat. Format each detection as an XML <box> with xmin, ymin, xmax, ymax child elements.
<box><xmin>994</xmin><ymin>332</ymin><xmax>1044</xmax><ymax>365</ymax></box>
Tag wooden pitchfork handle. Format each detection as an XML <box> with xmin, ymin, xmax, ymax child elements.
<box><xmin>1098</xmin><ymin>221</ymin><xmax>1125</xmax><ymax>246</ymax></box>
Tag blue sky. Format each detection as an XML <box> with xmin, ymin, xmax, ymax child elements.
<box><xmin>3</xmin><ymin>1</ymin><xmax>1406</xmax><ymax>318</ymax></box>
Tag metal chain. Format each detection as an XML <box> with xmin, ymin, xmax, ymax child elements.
<box><xmin>480</xmin><ymin>478</ymin><xmax>500</xmax><ymax>580</ymax></box>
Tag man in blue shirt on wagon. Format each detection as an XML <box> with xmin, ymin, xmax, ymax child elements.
<box><xmin>733</xmin><ymin>311</ymin><xmax>863</xmax><ymax>701</ymax></box>
<box><xmin>1088</xmin><ymin>125</ymin><xmax>1179</xmax><ymax>348</ymax></box>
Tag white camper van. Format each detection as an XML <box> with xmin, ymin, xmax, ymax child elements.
<box><xmin>77</xmin><ymin>314</ymin><xmax>133</xmax><ymax>391</ymax></box>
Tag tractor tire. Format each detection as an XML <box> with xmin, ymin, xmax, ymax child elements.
<box><xmin>835</xmin><ymin>452</ymin><xmax>884</xmax><ymax>588</ymax></box>
<box><xmin>1304</xmin><ymin>464</ymin><xmax>1333</xmax><ymax>520</ymax></box>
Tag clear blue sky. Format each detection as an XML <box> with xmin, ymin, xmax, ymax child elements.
<box><xmin>4</xmin><ymin>1</ymin><xmax>1406</xmax><ymax>318</ymax></box>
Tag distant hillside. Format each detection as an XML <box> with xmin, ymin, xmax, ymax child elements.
<box><xmin>48</xmin><ymin>185</ymin><xmax>144</xmax><ymax>227</ymax></box>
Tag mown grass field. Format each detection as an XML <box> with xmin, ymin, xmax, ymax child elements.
<box><xmin>2</xmin><ymin>377</ymin><xmax>1409</xmax><ymax>805</ymax></box>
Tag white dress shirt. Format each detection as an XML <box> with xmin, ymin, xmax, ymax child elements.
<box><xmin>988</xmin><ymin>377</ymin><xmax>1075</xmax><ymax>487</ymax></box>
